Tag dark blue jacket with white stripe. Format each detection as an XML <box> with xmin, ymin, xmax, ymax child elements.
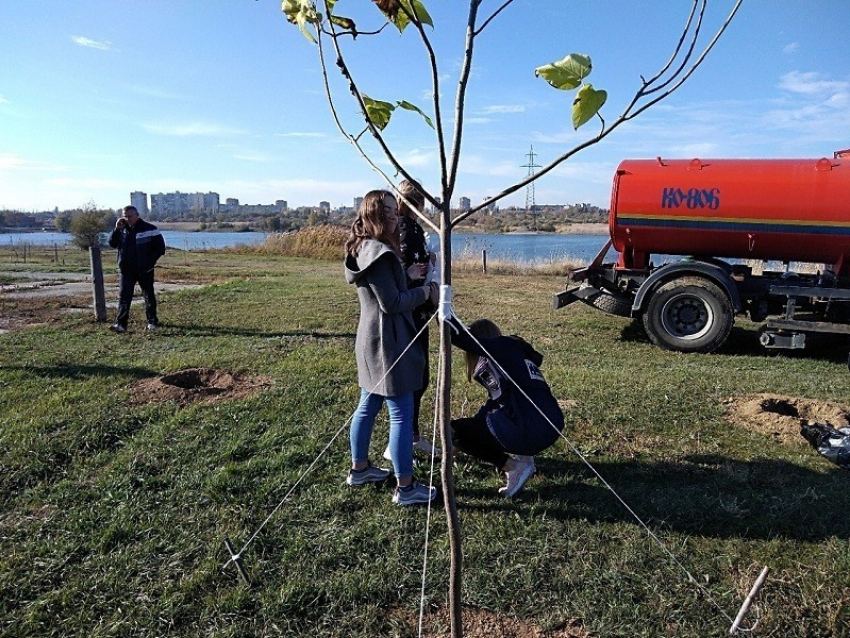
<box><xmin>450</xmin><ymin>318</ymin><xmax>565</xmax><ymax>455</ymax></box>
<box><xmin>109</xmin><ymin>219</ymin><xmax>166</xmax><ymax>273</ymax></box>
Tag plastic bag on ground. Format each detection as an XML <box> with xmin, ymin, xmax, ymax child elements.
<box><xmin>800</xmin><ymin>421</ymin><xmax>850</xmax><ymax>470</ymax></box>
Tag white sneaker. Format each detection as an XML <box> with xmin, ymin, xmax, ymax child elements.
<box><xmin>414</xmin><ymin>436</ymin><xmax>441</xmax><ymax>458</ymax></box>
<box><xmin>499</xmin><ymin>456</ymin><xmax>535</xmax><ymax>498</ymax></box>
<box><xmin>346</xmin><ymin>462</ymin><xmax>391</xmax><ymax>486</ymax></box>
<box><xmin>515</xmin><ymin>455</ymin><xmax>536</xmax><ymax>473</ymax></box>
<box><xmin>384</xmin><ymin>437</ymin><xmax>442</xmax><ymax>460</ymax></box>
<box><xmin>392</xmin><ymin>481</ymin><xmax>437</xmax><ymax>506</ymax></box>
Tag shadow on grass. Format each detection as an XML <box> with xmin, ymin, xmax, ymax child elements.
<box><xmin>618</xmin><ymin>321</ymin><xmax>850</xmax><ymax>366</ymax></box>
<box><xmin>460</xmin><ymin>454</ymin><xmax>850</xmax><ymax>542</ymax></box>
<box><xmin>7</xmin><ymin>362</ymin><xmax>159</xmax><ymax>380</ymax></box>
<box><xmin>166</xmin><ymin>323</ymin><xmax>356</xmax><ymax>340</ymax></box>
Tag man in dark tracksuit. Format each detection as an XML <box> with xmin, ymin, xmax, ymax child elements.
<box><xmin>108</xmin><ymin>205</ymin><xmax>166</xmax><ymax>333</ymax></box>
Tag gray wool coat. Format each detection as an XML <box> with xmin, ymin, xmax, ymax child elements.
<box><xmin>345</xmin><ymin>239</ymin><xmax>430</xmax><ymax>397</ymax></box>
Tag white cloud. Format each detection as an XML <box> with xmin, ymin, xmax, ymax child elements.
<box><xmin>778</xmin><ymin>71</ymin><xmax>849</xmax><ymax>97</ymax></box>
<box><xmin>0</xmin><ymin>153</ymin><xmax>58</xmax><ymax>171</ymax></box>
<box><xmin>126</xmin><ymin>84</ymin><xmax>182</xmax><ymax>100</ymax></box>
<box><xmin>0</xmin><ymin>95</ymin><xmax>8</xmax><ymax>104</ymax></box>
<box><xmin>397</xmin><ymin>148</ymin><xmax>436</xmax><ymax>168</ymax></box>
<box><xmin>141</xmin><ymin>121</ymin><xmax>246</xmax><ymax>136</ymax></box>
<box><xmin>0</xmin><ymin>153</ymin><xmax>28</xmax><ymax>169</ymax></box>
<box><xmin>233</xmin><ymin>152</ymin><xmax>276</xmax><ymax>162</ymax></box>
<box><xmin>274</xmin><ymin>132</ymin><xmax>327</xmax><ymax>138</ymax></box>
<box><xmin>71</xmin><ymin>36</ymin><xmax>112</xmax><ymax>51</ymax></box>
<box><xmin>783</xmin><ymin>42</ymin><xmax>800</xmax><ymax>55</ymax></box>
<box><xmin>44</xmin><ymin>177</ymin><xmax>124</xmax><ymax>189</ymax></box>
<box><xmin>458</xmin><ymin>154</ymin><xmax>521</xmax><ymax>178</ymax></box>
<box><xmin>481</xmin><ymin>104</ymin><xmax>526</xmax><ymax>115</ymax></box>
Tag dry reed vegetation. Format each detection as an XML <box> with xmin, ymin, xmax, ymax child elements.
<box><xmin>245</xmin><ymin>224</ymin><xmax>348</xmax><ymax>260</ymax></box>
<box><xmin>239</xmin><ymin>226</ymin><xmax>584</xmax><ymax>278</ymax></box>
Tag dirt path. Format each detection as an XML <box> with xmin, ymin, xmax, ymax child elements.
<box><xmin>0</xmin><ymin>270</ymin><xmax>202</xmax><ymax>333</ymax></box>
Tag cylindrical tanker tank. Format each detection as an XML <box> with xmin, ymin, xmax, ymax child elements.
<box><xmin>610</xmin><ymin>157</ymin><xmax>850</xmax><ymax>274</ymax></box>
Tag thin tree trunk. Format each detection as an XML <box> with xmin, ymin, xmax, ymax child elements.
<box><xmin>89</xmin><ymin>245</ymin><xmax>107</xmax><ymax>322</ymax></box>
<box><xmin>438</xmin><ymin>218</ymin><xmax>463</xmax><ymax>638</ymax></box>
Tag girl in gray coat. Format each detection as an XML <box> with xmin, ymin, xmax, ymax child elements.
<box><xmin>344</xmin><ymin>190</ymin><xmax>439</xmax><ymax>506</ymax></box>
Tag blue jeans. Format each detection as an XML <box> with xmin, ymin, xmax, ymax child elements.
<box><xmin>350</xmin><ymin>388</ymin><xmax>414</xmax><ymax>479</ymax></box>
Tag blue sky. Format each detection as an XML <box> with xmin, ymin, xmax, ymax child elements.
<box><xmin>1</xmin><ymin>1</ymin><xmax>848</xmax><ymax>212</ymax></box>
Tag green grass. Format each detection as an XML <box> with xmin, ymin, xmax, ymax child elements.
<box><xmin>1</xmin><ymin>252</ymin><xmax>850</xmax><ymax>637</ymax></box>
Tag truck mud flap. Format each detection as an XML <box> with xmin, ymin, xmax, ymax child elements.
<box><xmin>553</xmin><ymin>284</ymin><xmax>632</xmax><ymax>317</ymax></box>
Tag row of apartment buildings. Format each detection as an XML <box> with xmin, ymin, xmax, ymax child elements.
<box><xmin>131</xmin><ymin>190</ymin><xmax>486</xmax><ymax>218</ymax></box>
<box><xmin>131</xmin><ymin>191</ymin><xmax>292</xmax><ymax>217</ymax></box>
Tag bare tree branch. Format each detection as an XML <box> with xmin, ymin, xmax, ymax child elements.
<box><xmin>641</xmin><ymin>0</ymin><xmax>701</xmax><ymax>88</ymax></box>
<box><xmin>474</xmin><ymin>0</ymin><xmax>514</xmax><ymax>36</ymax></box>
<box><xmin>642</xmin><ymin>0</ymin><xmax>706</xmax><ymax>96</ymax></box>
<box><xmin>451</xmin><ymin>0</ymin><xmax>743</xmax><ymax>226</ymax></box>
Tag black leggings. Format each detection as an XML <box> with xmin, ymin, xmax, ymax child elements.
<box><xmin>450</xmin><ymin>416</ymin><xmax>509</xmax><ymax>470</ymax></box>
<box><xmin>412</xmin><ymin>324</ymin><xmax>429</xmax><ymax>439</ymax></box>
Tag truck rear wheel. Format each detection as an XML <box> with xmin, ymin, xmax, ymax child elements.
<box><xmin>642</xmin><ymin>276</ymin><xmax>733</xmax><ymax>353</ymax></box>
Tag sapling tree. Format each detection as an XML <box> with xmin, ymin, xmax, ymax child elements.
<box><xmin>280</xmin><ymin>1</ymin><xmax>743</xmax><ymax>634</ymax></box>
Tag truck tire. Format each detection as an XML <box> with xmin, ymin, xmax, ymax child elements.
<box><xmin>588</xmin><ymin>290</ymin><xmax>632</xmax><ymax>317</ymax></box>
<box><xmin>642</xmin><ymin>276</ymin><xmax>733</xmax><ymax>353</ymax></box>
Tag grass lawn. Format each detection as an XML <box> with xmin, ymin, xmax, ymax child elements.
<box><xmin>1</xmin><ymin>247</ymin><xmax>849</xmax><ymax>637</ymax></box>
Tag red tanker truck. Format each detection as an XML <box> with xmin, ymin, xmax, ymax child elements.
<box><xmin>554</xmin><ymin>149</ymin><xmax>850</xmax><ymax>356</ymax></box>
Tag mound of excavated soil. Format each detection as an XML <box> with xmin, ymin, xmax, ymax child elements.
<box><xmin>723</xmin><ymin>393</ymin><xmax>850</xmax><ymax>445</ymax></box>
<box><xmin>132</xmin><ymin>367</ymin><xmax>271</xmax><ymax>407</ymax></box>
<box><xmin>391</xmin><ymin>608</ymin><xmax>589</xmax><ymax>638</ymax></box>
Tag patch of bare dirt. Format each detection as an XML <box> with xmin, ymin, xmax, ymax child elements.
<box><xmin>390</xmin><ymin>608</ymin><xmax>590</xmax><ymax>638</ymax></box>
<box><xmin>723</xmin><ymin>393</ymin><xmax>850</xmax><ymax>445</ymax></box>
<box><xmin>132</xmin><ymin>367</ymin><xmax>271</xmax><ymax>407</ymax></box>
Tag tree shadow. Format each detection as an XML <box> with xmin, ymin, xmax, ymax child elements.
<box><xmin>7</xmin><ymin>362</ymin><xmax>159</xmax><ymax>380</ymax></box>
<box><xmin>167</xmin><ymin>323</ymin><xmax>356</xmax><ymax>340</ymax></box>
<box><xmin>459</xmin><ymin>454</ymin><xmax>850</xmax><ymax>542</ymax></box>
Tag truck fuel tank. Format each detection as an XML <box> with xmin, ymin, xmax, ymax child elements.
<box><xmin>610</xmin><ymin>155</ymin><xmax>850</xmax><ymax>274</ymax></box>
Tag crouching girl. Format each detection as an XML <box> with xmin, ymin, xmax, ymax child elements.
<box><xmin>450</xmin><ymin>317</ymin><xmax>564</xmax><ymax>497</ymax></box>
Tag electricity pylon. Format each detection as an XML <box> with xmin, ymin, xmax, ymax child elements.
<box><xmin>521</xmin><ymin>145</ymin><xmax>541</xmax><ymax>229</ymax></box>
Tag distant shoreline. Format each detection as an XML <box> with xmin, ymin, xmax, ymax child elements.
<box><xmin>0</xmin><ymin>221</ymin><xmax>610</xmax><ymax>236</ymax></box>
<box><xmin>154</xmin><ymin>221</ymin><xmax>611</xmax><ymax>235</ymax></box>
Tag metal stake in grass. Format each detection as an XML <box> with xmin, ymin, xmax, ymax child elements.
<box><xmin>224</xmin><ymin>537</ymin><xmax>252</xmax><ymax>588</ymax></box>
<box><xmin>729</xmin><ymin>566</ymin><xmax>769</xmax><ymax>635</ymax></box>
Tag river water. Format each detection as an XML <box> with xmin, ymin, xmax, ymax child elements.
<box><xmin>0</xmin><ymin>230</ymin><xmax>614</xmax><ymax>265</ymax></box>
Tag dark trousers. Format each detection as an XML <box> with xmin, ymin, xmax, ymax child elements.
<box><xmin>412</xmin><ymin>324</ymin><xmax>430</xmax><ymax>439</ymax></box>
<box><xmin>115</xmin><ymin>268</ymin><xmax>158</xmax><ymax>327</ymax></box>
<box><xmin>450</xmin><ymin>416</ymin><xmax>509</xmax><ymax>470</ymax></box>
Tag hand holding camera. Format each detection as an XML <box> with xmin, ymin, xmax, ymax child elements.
<box><xmin>116</xmin><ymin>218</ymin><xmax>127</xmax><ymax>230</ymax></box>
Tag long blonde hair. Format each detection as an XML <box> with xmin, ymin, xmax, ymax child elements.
<box><xmin>345</xmin><ymin>190</ymin><xmax>400</xmax><ymax>256</ymax></box>
<box><xmin>465</xmin><ymin>318</ymin><xmax>502</xmax><ymax>381</ymax></box>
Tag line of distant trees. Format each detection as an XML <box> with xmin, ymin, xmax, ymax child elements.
<box><xmin>1</xmin><ymin>202</ymin><xmax>607</xmax><ymax>236</ymax></box>
<box><xmin>180</xmin><ymin>202</ymin><xmax>607</xmax><ymax>233</ymax></box>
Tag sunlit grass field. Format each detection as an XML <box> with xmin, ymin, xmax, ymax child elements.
<box><xmin>1</xmin><ymin>242</ymin><xmax>849</xmax><ymax>637</ymax></box>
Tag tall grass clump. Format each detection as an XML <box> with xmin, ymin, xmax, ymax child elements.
<box><xmin>250</xmin><ymin>225</ymin><xmax>348</xmax><ymax>260</ymax></box>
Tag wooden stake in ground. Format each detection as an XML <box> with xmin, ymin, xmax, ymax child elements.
<box><xmin>729</xmin><ymin>566</ymin><xmax>770</xmax><ymax>635</ymax></box>
<box><xmin>88</xmin><ymin>244</ymin><xmax>107</xmax><ymax>322</ymax></box>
